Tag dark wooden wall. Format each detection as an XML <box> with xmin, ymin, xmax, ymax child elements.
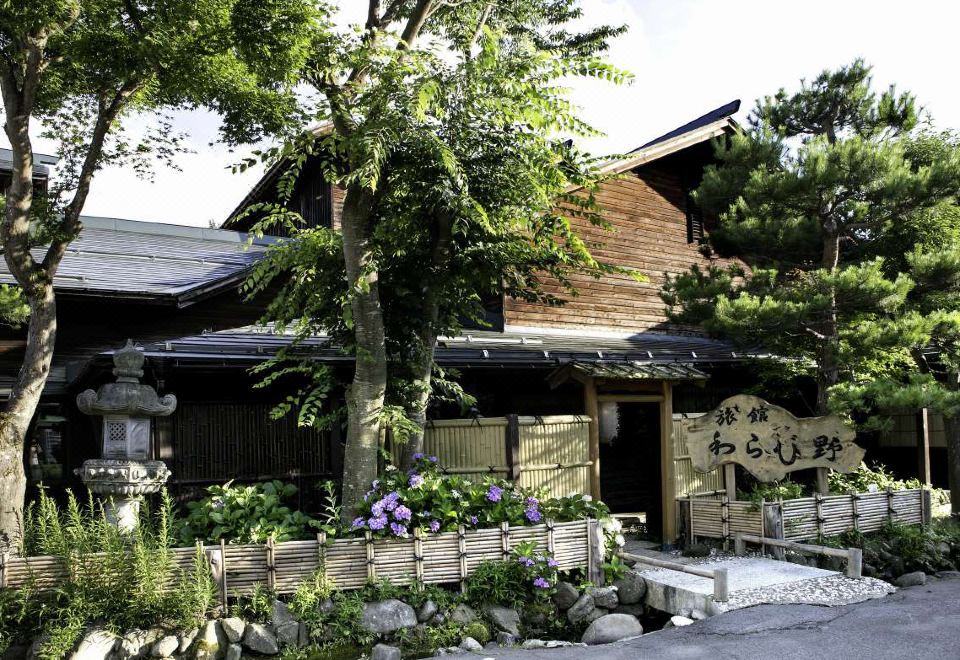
<box><xmin>503</xmin><ymin>159</ymin><xmax>738</xmax><ymax>334</ymax></box>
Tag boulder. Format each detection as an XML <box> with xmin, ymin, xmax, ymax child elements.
<box><xmin>195</xmin><ymin>621</ymin><xmax>229</xmax><ymax>660</ymax></box>
<box><xmin>613</xmin><ymin>570</ymin><xmax>646</xmax><ymax>605</ymax></box>
<box><xmin>224</xmin><ymin>644</ymin><xmax>241</xmax><ymax>660</ymax></box>
<box><xmin>272</xmin><ymin>600</ymin><xmax>297</xmax><ymax>628</ymax></box>
<box><xmin>241</xmin><ymin>623</ymin><xmax>279</xmax><ymax>655</ymax></box>
<box><xmin>68</xmin><ymin>630</ymin><xmax>117</xmax><ymax>660</ymax></box>
<box><xmin>484</xmin><ymin>606</ymin><xmax>521</xmax><ymax>637</ymax></box>
<box><xmin>581</xmin><ymin>614</ymin><xmax>644</xmax><ymax>646</ymax></box>
<box><xmin>449</xmin><ymin>604</ymin><xmax>478</xmax><ymax>625</ymax></box>
<box><xmin>220</xmin><ymin>619</ymin><xmax>245</xmax><ymax>645</ymax></box>
<box><xmin>495</xmin><ymin>632</ymin><xmax>517</xmax><ymax>647</ymax></box>
<box><xmin>177</xmin><ymin>629</ymin><xmax>198</xmax><ymax>655</ymax></box>
<box><xmin>115</xmin><ymin>629</ymin><xmax>164</xmax><ymax>659</ymax></box>
<box><xmin>459</xmin><ymin>637</ymin><xmax>483</xmax><ymax>652</ymax></box>
<box><xmin>583</xmin><ymin>608</ymin><xmax>605</xmax><ymax>625</ymax></box>
<box><xmin>520</xmin><ymin>639</ymin><xmax>546</xmax><ymax>649</ymax></box>
<box><xmin>417</xmin><ymin>600</ymin><xmax>439</xmax><ymax>623</ymax></box>
<box><xmin>552</xmin><ymin>582</ymin><xmax>580</xmax><ymax>610</ymax></box>
<box><xmin>371</xmin><ymin>644</ymin><xmax>402</xmax><ymax>660</ymax></box>
<box><xmin>586</xmin><ymin>586</ymin><xmax>619</xmax><ymax>609</ymax></box>
<box><xmin>669</xmin><ymin>616</ymin><xmax>694</xmax><ymax>628</ymax></box>
<box><xmin>149</xmin><ymin>636</ymin><xmax>179</xmax><ymax>658</ymax></box>
<box><xmin>275</xmin><ymin>621</ymin><xmax>301</xmax><ymax>648</ymax></box>
<box><xmin>894</xmin><ymin>571</ymin><xmax>927</xmax><ymax>588</ymax></box>
<box><xmin>613</xmin><ymin>604</ymin><xmax>645</xmax><ymax>617</ymax></box>
<box><xmin>361</xmin><ymin>600</ymin><xmax>418</xmax><ymax>635</ymax></box>
<box><xmin>566</xmin><ymin>594</ymin><xmax>596</xmax><ymax>625</ymax></box>
<box><xmin>936</xmin><ymin>570</ymin><xmax>960</xmax><ymax>580</ymax></box>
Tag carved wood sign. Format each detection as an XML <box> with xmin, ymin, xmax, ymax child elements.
<box><xmin>688</xmin><ymin>394</ymin><xmax>865</xmax><ymax>482</ymax></box>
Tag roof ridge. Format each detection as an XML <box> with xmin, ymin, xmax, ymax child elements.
<box><xmin>80</xmin><ymin>215</ymin><xmax>281</xmax><ymax>247</ymax></box>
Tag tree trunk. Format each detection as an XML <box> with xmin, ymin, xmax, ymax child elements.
<box><xmin>339</xmin><ymin>185</ymin><xmax>388</xmax><ymax>517</ymax></box>
<box><xmin>0</xmin><ymin>285</ymin><xmax>57</xmax><ymax>545</ymax></box>
<box><xmin>397</xmin><ymin>335</ymin><xmax>436</xmax><ymax>470</ymax></box>
<box><xmin>816</xmin><ymin>230</ymin><xmax>842</xmax><ymax>415</ymax></box>
<box><xmin>944</xmin><ymin>374</ymin><xmax>960</xmax><ymax>516</ymax></box>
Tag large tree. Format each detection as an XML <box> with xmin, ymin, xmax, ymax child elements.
<box><xmin>241</xmin><ymin>0</ymin><xmax>631</xmax><ymax>513</ymax></box>
<box><xmin>0</xmin><ymin>0</ymin><xmax>315</xmax><ymax>541</ymax></box>
<box><xmin>662</xmin><ymin>61</ymin><xmax>960</xmax><ymax>490</ymax></box>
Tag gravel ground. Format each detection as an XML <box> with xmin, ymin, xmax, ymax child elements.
<box><xmin>724</xmin><ymin>574</ymin><xmax>895</xmax><ymax>609</ymax></box>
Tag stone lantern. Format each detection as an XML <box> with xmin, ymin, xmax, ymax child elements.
<box><xmin>75</xmin><ymin>340</ymin><xmax>176</xmax><ymax>530</ymax></box>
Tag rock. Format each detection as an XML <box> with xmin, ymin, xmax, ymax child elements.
<box><xmin>417</xmin><ymin>600</ymin><xmax>439</xmax><ymax>623</ymax></box>
<box><xmin>242</xmin><ymin>623</ymin><xmax>279</xmax><ymax>655</ymax></box>
<box><xmin>495</xmin><ymin>632</ymin><xmax>517</xmax><ymax>647</ymax></box>
<box><xmin>449</xmin><ymin>604</ymin><xmax>477</xmax><ymax>625</ymax></box>
<box><xmin>68</xmin><ymin>630</ymin><xmax>117</xmax><ymax>660</ymax></box>
<box><xmin>566</xmin><ymin>593</ymin><xmax>596</xmax><ymax>624</ymax></box>
<box><xmin>371</xmin><ymin>643</ymin><xmax>402</xmax><ymax>660</ymax></box>
<box><xmin>894</xmin><ymin>571</ymin><xmax>927</xmax><ymax>588</ymax></box>
<box><xmin>586</xmin><ymin>586</ymin><xmax>619</xmax><ymax>609</ymax></box>
<box><xmin>220</xmin><ymin>618</ymin><xmax>245</xmax><ymax>645</ymax></box>
<box><xmin>689</xmin><ymin>610</ymin><xmax>709</xmax><ymax>621</ymax></box>
<box><xmin>484</xmin><ymin>605</ymin><xmax>521</xmax><ymax>637</ymax></box>
<box><xmin>195</xmin><ymin>621</ymin><xmax>229</xmax><ymax>660</ymax></box>
<box><xmin>613</xmin><ymin>604</ymin><xmax>645</xmax><ymax>617</ymax></box>
<box><xmin>583</xmin><ymin>608</ymin><xmax>605</xmax><ymax>625</ymax></box>
<box><xmin>552</xmin><ymin>582</ymin><xmax>580</xmax><ymax>610</ymax></box>
<box><xmin>115</xmin><ymin>629</ymin><xmax>164</xmax><ymax>659</ymax></box>
<box><xmin>361</xmin><ymin>600</ymin><xmax>418</xmax><ymax>635</ymax></box>
<box><xmin>225</xmin><ymin>645</ymin><xmax>242</xmax><ymax>660</ymax></box>
<box><xmin>150</xmin><ymin>636</ymin><xmax>179</xmax><ymax>658</ymax></box>
<box><xmin>178</xmin><ymin>629</ymin><xmax>198</xmax><ymax>655</ymax></box>
<box><xmin>275</xmin><ymin>621</ymin><xmax>301</xmax><ymax>648</ymax></box>
<box><xmin>613</xmin><ymin>570</ymin><xmax>647</xmax><ymax>605</ymax></box>
<box><xmin>431</xmin><ymin>612</ymin><xmax>447</xmax><ymax>626</ymax></box>
<box><xmin>581</xmin><ymin>614</ymin><xmax>644</xmax><ymax>646</ymax></box>
<box><xmin>682</xmin><ymin>543</ymin><xmax>710</xmax><ymax>558</ymax></box>
<box><xmin>936</xmin><ymin>570</ymin><xmax>960</xmax><ymax>579</ymax></box>
<box><xmin>298</xmin><ymin>622</ymin><xmax>309</xmax><ymax>647</ymax></box>
<box><xmin>520</xmin><ymin>639</ymin><xmax>546</xmax><ymax>649</ymax></box>
<box><xmin>459</xmin><ymin>637</ymin><xmax>483</xmax><ymax>652</ymax></box>
<box><xmin>937</xmin><ymin>542</ymin><xmax>952</xmax><ymax>556</ymax></box>
<box><xmin>669</xmin><ymin>615</ymin><xmax>694</xmax><ymax>627</ymax></box>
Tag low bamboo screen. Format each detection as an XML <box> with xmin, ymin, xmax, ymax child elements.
<box><xmin>672</xmin><ymin>413</ymin><xmax>724</xmax><ymax>499</ymax></box>
<box><xmin>681</xmin><ymin>489</ymin><xmax>927</xmax><ymax>543</ymax></box>
<box><xmin>401</xmin><ymin>416</ymin><xmax>592</xmax><ymax>498</ymax></box>
<box><xmin>0</xmin><ymin>520</ymin><xmax>595</xmax><ymax>598</ymax></box>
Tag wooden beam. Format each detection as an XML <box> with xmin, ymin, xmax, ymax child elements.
<box><xmin>505</xmin><ymin>414</ymin><xmax>521</xmax><ymax>482</ymax></box>
<box><xmin>597</xmin><ymin>394</ymin><xmax>664</xmax><ymax>403</ymax></box>
<box><xmin>583</xmin><ymin>377</ymin><xmax>601</xmax><ymax>500</ymax></box>
<box><xmin>660</xmin><ymin>380</ymin><xmax>677</xmax><ymax>545</ymax></box>
<box><xmin>916</xmin><ymin>408</ymin><xmax>932</xmax><ymax>486</ymax></box>
<box><xmin>815</xmin><ymin>467</ymin><xmax>829</xmax><ymax>495</ymax></box>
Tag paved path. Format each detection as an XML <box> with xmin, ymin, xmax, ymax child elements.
<box><xmin>487</xmin><ymin>575</ymin><xmax>960</xmax><ymax>660</ymax></box>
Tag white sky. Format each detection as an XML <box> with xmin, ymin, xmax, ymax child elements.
<box><xmin>18</xmin><ymin>0</ymin><xmax>960</xmax><ymax>228</ymax></box>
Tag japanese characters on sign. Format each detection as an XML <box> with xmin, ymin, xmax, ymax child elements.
<box><xmin>687</xmin><ymin>394</ymin><xmax>865</xmax><ymax>482</ymax></box>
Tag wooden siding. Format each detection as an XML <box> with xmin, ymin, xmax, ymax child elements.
<box><xmin>163</xmin><ymin>402</ymin><xmax>331</xmax><ymax>483</ymax></box>
<box><xmin>504</xmin><ymin>164</ymin><xmax>737</xmax><ymax>334</ymax></box>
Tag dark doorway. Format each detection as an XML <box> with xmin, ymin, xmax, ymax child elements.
<box><xmin>598</xmin><ymin>401</ymin><xmax>662</xmax><ymax>536</ymax></box>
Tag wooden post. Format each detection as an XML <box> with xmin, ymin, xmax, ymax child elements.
<box><xmin>583</xmin><ymin>378</ymin><xmax>601</xmax><ymax>501</ymax></box>
<box><xmin>317</xmin><ymin>532</ymin><xmax>327</xmax><ymax>567</ymax></box>
<box><xmin>916</xmin><ymin>408</ymin><xmax>932</xmax><ymax>486</ymax></box>
<box><xmin>660</xmin><ymin>380</ymin><xmax>677</xmax><ymax>546</ymax></box>
<box><xmin>365</xmin><ymin>531</ymin><xmax>376</xmax><ymax>582</ymax></box>
<box><xmin>851</xmin><ymin>492</ymin><xmax>860</xmax><ymax>532</ymax></box>
<box><xmin>0</xmin><ymin>551</ymin><xmax>6</xmax><ymax>589</ymax></box>
<box><xmin>500</xmin><ymin>522</ymin><xmax>511</xmax><ymax>559</ymax></box>
<box><xmin>413</xmin><ymin>527</ymin><xmax>425</xmax><ymax>584</ymax></box>
<box><xmin>266</xmin><ymin>537</ymin><xmax>276</xmax><ymax>591</ymax></box>
<box><xmin>457</xmin><ymin>525</ymin><xmax>468</xmax><ymax>592</ymax></box>
<box><xmin>723</xmin><ymin>463</ymin><xmax>736</xmax><ymax>501</ymax></box>
<box><xmin>720</xmin><ymin>495</ymin><xmax>730</xmax><ymax>550</ymax></box>
<box><xmin>815</xmin><ymin>467</ymin><xmax>830</xmax><ymax>495</ymax></box>
<box><xmin>587</xmin><ymin>519</ymin><xmax>604</xmax><ymax>586</ymax></box>
<box><xmin>546</xmin><ymin>519</ymin><xmax>556</xmax><ymax>555</ymax></box>
<box><xmin>505</xmin><ymin>414</ymin><xmax>521</xmax><ymax>482</ymax></box>
<box><xmin>814</xmin><ymin>492</ymin><xmax>824</xmax><ymax>538</ymax></box>
<box><xmin>922</xmin><ymin>488</ymin><xmax>933</xmax><ymax>526</ymax></box>
<box><xmin>734</xmin><ymin>532</ymin><xmax>746</xmax><ymax>556</ymax></box>
<box><xmin>763</xmin><ymin>503</ymin><xmax>785</xmax><ymax>560</ymax></box>
<box><xmin>886</xmin><ymin>487</ymin><xmax>895</xmax><ymax>524</ymax></box>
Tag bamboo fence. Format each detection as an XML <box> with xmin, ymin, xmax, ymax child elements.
<box><xmin>0</xmin><ymin>519</ymin><xmax>597</xmax><ymax>602</ymax></box>
<box><xmin>680</xmin><ymin>488</ymin><xmax>929</xmax><ymax>543</ymax></box>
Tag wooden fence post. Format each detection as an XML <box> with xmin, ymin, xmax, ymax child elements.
<box><xmin>720</xmin><ymin>495</ymin><xmax>730</xmax><ymax>550</ymax></box>
<box><xmin>0</xmin><ymin>550</ymin><xmax>7</xmax><ymax>589</ymax></box>
<box><xmin>413</xmin><ymin>527</ymin><xmax>425</xmax><ymax>585</ymax></box>
<box><xmin>886</xmin><ymin>487</ymin><xmax>895</xmax><ymax>524</ymax></box>
<box><xmin>457</xmin><ymin>525</ymin><xmax>468</xmax><ymax>592</ymax></box>
<box><xmin>219</xmin><ymin>539</ymin><xmax>229</xmax><ymax>607</ymax></box>
<box><xmin>851</xmin><ymin>492</ymin><xmax>860</xmax><ymax>533</ymax></box>
<box><xmin>266</xmin><ymin>537</ymin><xmax>276</xmax><ymax>591</ymax></box>
<box><xmin>587</xmin><ymin>519</ymin><xmax>604</xmax><ymax>586</ymax></box>
<box><xmin>847</xmin><ymin>547</ymin><xmax>863</xmax><ymax>579</ymax></box>
<box><xmin>546</xmin><ymin>520</ymin><xmax>556</xmax><ymax>555</ymax></box>
<box><xmin>317</xmin><ymin>532</ymin><xmax>327</xmax><ymax>567</ymax></box>
<box><xmin>365</xmin><ymin>532</ymin><xmax>376</xmax><ymax>582</ymax></box>
<box><xmin>921</xmin><ymin>488</ymin><xmax>933</xmax><ymax>526</ymax></box>
<box><xmin>814</xmin><ymin>492</ymin><xmax>824</xmax><ymax>539</ymax></box>
<box><xmin>505</xmin><ymin>414</ymin><xmax>521</xmax><ymax>482</ymax></box>
<box><xmin>713</xmin><ymin>567</ymin><xmax>729</xmax><ymax>603</ymax></box>
<box><xmin>763</xmin><ymin>503</ymin><xmax>785</xmax><ymax>560</ymax></box>
<box><xmin>734</xmin><ymin>532</ymin><xmax>745</xmax><ymax>556</ymax></box>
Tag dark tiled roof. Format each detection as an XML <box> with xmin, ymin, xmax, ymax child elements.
<box><xmin>565</xmin><ymin>360</ymin><xmax>709</xmax><ymax>380</ymax></box>
<box><xmin>134</xmin><ymin>328</ymin><xmax>755</xmax><ymax>367</ymax></box>
<box><xmin>636</xmin><ymin>100</ymin><xmax>741</xmax><ymax>150</ymax></box>
<box><xmin>0</xmin><ymin>216</ymin><xmax>279</xmax><ymax>305</ymax></box>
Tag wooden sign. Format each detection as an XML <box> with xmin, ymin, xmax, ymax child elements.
<box><xmin>687</xmin><ymin>394</ymin><xmax>864</xmax><ymax>482</ymax></box>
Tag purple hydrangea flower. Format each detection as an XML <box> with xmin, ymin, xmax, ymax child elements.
<box><xmin>525</xmin><ymin>496</ymin><xmax>539</xmax><ymax>507</ymax></box>
<box><xmin>351</xmin><ymin>517</ymin><xmax>366</xmax><ymax>530</ymax></box>
<box><xmin>368</xmin><ymin>515</ymin><xmax>388</xmax><ymax>530</ymax></box>
<box><xmin>393</xmin><ymin>505</ymin><xmax>412</xmax><ymax>521</ymax></box>
<box><xmin>371</xmin><ymin>499</ymin><xmax>387</xmax><ymax>517</ymax></box>
<box><xmin>409</xmin><ymin>473</ymin><xmax>425</xmax><ymax>488</ymax></box>
<box><xmin>486</xmin><ymin>485</ymin><xmax>503</xmax><ymax>502</ymax></box>
<box><xmin>390</xmin><ymin>522</ymin><xmax>408</xmax><ymax>536</ymax></box>
<box><xmin>470</xmin><ymin>515</ymin><xmax>479</xmax><ymax>525</ymax></box>
<box><xmin>525</xmin><ymin>508</ymin><xmax>542</xmax><ymax>523</ymax></box>
<box><xmin>429</xmin><ymin>455</ymin><xmax>438</xmax><ymax>463</ymax></box>
<box><xmin>533</xmin><ymin>577</ymin><xmax>551</xmax><ymax>589</ymax></box>
<box><xmin>547</xmin><ymin>558</ymin><xmax>559</xmax><ymax>568</ymax></box>
<box><xmin>371</xmin><ymin>479</ymin><xmax>380</xmax><ymax>489</ymax></box>
<box><xmin>519</xmin><ymin>557</ymin><xmax>535</xmax><ymax>567</ymax></box>
<box><xmin>384</xmin><ymin>492</ymin><xmax>400</xmax><ymax>512</ymax></box>
<box><xmin>429</xmin><ymin>520</ymin><xmax>441</xmax><ymax>533</ymax></box>
<box><xmin>413</xmin><ymin>452</ymin><xmax>425</xmax><ymax>461</ymax></box>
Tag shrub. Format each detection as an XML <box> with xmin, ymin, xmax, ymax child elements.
<box><xmin>739</xmin><ymin>479</ymin><xmax>807</xmax><ymax>507</ymax></box>
<box><xmin>462</xmin><ymin>621</ymin><xmax>491</xmax><ymax>644</ymax></box>
<box><xmin>828</xmin><ymin>462</ymin><xmax>939</xmax><ymax>498</ymax></box>
<box><xmin>466</xmin><ymin>541</ymin><xmax>559</xmax><ymax>609</ymax></box>
<box><xmin>232</xmin><ymin>583</ymin><xmax>276</xmax><ymax>623</ymax></box>
<box><xmin>178</xmin><ymin>480</ymin><xmax>321</xmax><ymax>544</ymax></box>
<box><xmin>8</xmin><ymin>489</ymin><xmax>214</xmax><ymax>658</ymax></box>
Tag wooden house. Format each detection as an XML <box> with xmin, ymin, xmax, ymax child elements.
<box><xmin>5</xmin><ymin>100</ymin><xmax>900</xmax><ymax>543</ymax></box>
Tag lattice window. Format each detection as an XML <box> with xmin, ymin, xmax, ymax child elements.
<box><xmin>107</xmin><ymin>421</ymin><xmax>126</xmax><ymax>444</ymax></box>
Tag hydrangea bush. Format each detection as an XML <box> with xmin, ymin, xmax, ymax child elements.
<box><xmin>349</xmin><ymin>455</ymin><xmax>605</xmax><ymax>539</ymax></box>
